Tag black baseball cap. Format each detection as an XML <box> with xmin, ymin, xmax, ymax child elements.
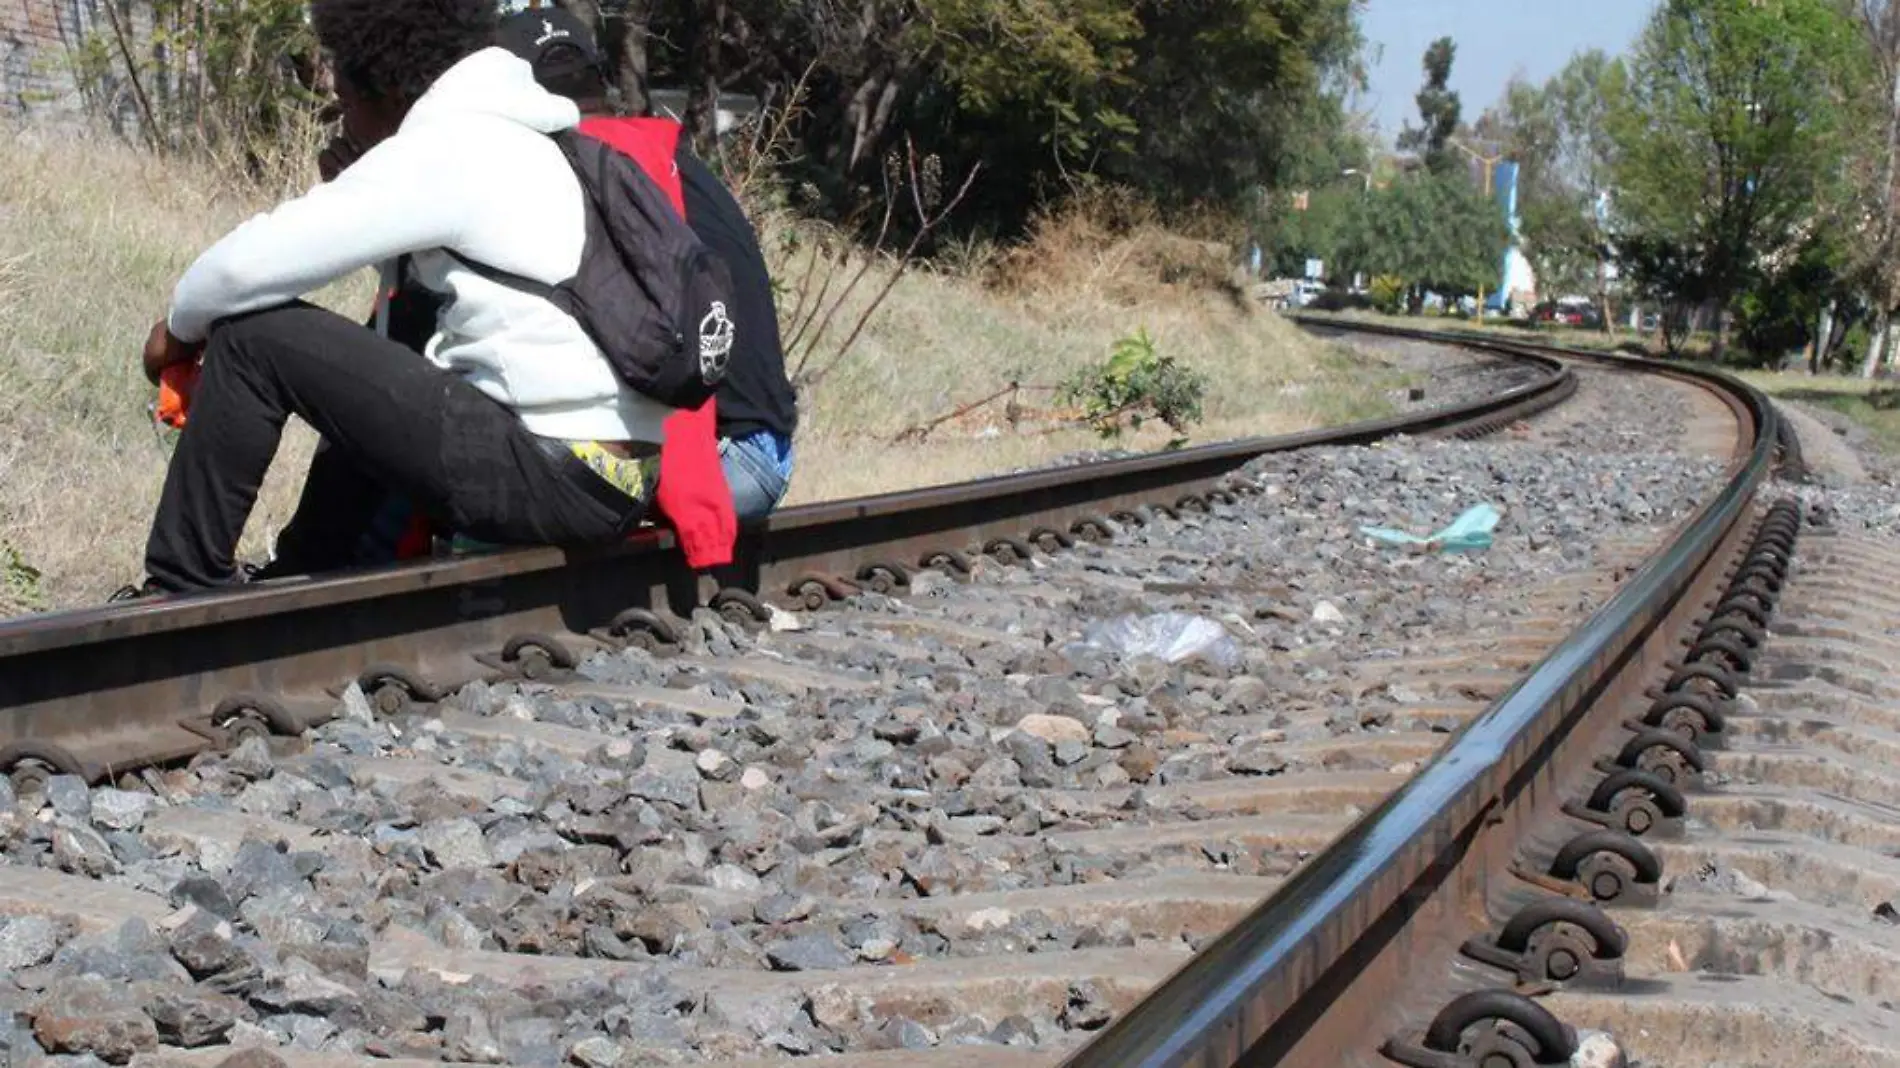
<box><xmin>497</xmin><ymin>7</ymin><xmax>603</xmax><ymax>81</ymax></box>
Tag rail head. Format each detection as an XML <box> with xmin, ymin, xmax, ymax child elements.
<box><xmin>1056</xmin><ymin>318</ymin><xmax>1781</xmax><ymax>1068</ymax></box>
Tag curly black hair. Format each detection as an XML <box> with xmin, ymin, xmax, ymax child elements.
<box><xmin>311</xmin><ymin>0</ymin><xmax>499</xmax><ymax>104</ymax></box>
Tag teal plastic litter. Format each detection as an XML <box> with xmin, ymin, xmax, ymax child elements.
<box><xmin>1359</xmin><ymin>503</ymin><xmax>1502</xmax><ymax>553</ymax></box>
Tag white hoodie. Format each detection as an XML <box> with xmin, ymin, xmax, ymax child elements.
<box><xmin>166</xmin><ymin>47</ymin><xmax>672</xmax><ymax>444</ymax></box>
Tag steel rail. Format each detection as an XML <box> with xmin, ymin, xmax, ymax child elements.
<box><xmin>1057</xmin><ymin>317</ymin><xmax>1782</xmax><ymax>1068</ymax></box>
<box><xmin>0</xmin><ymin>334</ymin><xmax>1571</xmax><ymax>788</ymax></box>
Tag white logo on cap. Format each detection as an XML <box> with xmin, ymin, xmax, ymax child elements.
<box><xmin>699</xmin><ymin>302</ymin><xmax>734</xmax><ymax>382</ymax></box>
<box><xmin>534</xmin><ymin>19</ymin><xmax>570</xmax><ymax>46</ymax></box>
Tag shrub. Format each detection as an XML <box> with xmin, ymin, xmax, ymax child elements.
<box><xmin>1368</xmin><ymin>274</ymin><xmax>1406</xmax><ymax>314</ymax></box>
<box><xmin>1061</xmin><ymin>327</ymin><xmax>1208</xmax><ymax>443</ymax></box>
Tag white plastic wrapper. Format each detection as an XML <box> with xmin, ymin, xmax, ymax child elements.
<box><xmin>1080</xmin><ymin>611</ymin><xmax>1242</xmax><ymax>670</ymax></box>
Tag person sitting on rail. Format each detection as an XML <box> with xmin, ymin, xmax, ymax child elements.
<box><xmin>118</xmin><ymin>0</ymin><xmax>674</xmax><ymax>599</ymax></box>
<box><xmin>494</xmin><ymin>7</ymin><xmax>799</xmax><ymax>522</ymax></box>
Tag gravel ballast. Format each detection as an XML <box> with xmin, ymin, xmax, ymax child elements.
<box><xmin>0</xmin><ymin>356</ymin><xmax>1736</xmax><ymax>1066</ymax></box>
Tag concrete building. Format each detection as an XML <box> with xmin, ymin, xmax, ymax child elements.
<box><xmin>2</xmin><ymin>0</ymin><xmax>111</xmax><ymax>122</ymax></box>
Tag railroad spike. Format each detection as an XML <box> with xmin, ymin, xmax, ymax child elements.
<box><xmin>1382</xmin><ymin>989</ymin><xmax>1579</xmax><ymax>1068</ymax></box>
<box><xmin>707</xmin><ymin>589</ymin><xmax>771</xmax><ymax>631</ymax></box>
<box><xmin>1612</xmin><ymin>727</ymin><xmax>1708</xmax><ymax>787</ymax></box>
<box><xmin>1461</xmin><ymin>897</ymin><xmax>1629</xmax><ymax>988</ymax></box>
<box><xmin>593</xmin><ymin>606</ymin><xmax>686</xmax><ymax>651</ymax></box>
<box><xmin>1637</xmin><ymin>691</ymin><xmax>1726</xmax><ymax>747</ymax></box>
<box><xmin>1569</xmin><ymin>768</ymin><xmax>1688</xmax><ymax>839</ymax></box>
<box><xmin>855</xmin><ymin>561</ymin><xmax>911</xmax><ymax>594</ymax></box>
<box><xmin>919</xmin><ymin>547</ymin><xmax>974</xmax><ymax>576</ymax></box>
<box><xmin>1549</xmin><ymin>829</ymin><xmax>1663</xmax><ymax>908</ymax></box>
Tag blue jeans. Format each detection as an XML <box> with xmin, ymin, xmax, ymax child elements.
<box><xmin>720</xmin><ymin>429</ymin><xmax>793</xmax><ymax>521</ymax></box>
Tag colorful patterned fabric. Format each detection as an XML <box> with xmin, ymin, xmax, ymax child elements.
<box><xmin>566</xmin><ymin>440</ymin><xmax>659</xmax><ymax>502</ymax></box>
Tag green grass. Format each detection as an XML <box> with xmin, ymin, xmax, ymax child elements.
<box><xmin>1737</xmin><ymin>371</ymin><xmax>1900</xmax><ymax>461</ymax></box>
<box><xmin>1299</xmin><ymin>307</ymin><xmax>1707</xmax><ymax>359</ymax></box>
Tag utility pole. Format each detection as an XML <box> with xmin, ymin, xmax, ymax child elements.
<box><xmin>1450</xmin><ymin>137</ymin><xmax>1506</xmax><ymax>323</ymax></box>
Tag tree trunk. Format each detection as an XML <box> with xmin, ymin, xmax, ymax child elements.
<box><xmin>1863</xmin><ymin>308</ymin><xmax>1890</xmax><ymax>379</ymax></box>
<box><xmin>683</xmin><ymin>0</ymin><xmax>727</xmax><ymax>153</ymax></box>
<box><xmin>615</xmin><ymin>0</ymin><xmax>652</xmax><ymax>115</ymax></box>
<box><xmin>1813</xmin><ymin>300</ymin><xmax>1835</xmax><ymax>375</ymax></box>
<box><xmin>1594</xmin><ymin>255</ymin><xmax>1615</xmax><ymax>339</ymax></box>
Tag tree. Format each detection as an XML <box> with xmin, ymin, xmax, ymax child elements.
<box><xmin>1734</xmin><ymin>233</ymin><xmax>1854</xmax><ymax>367</ymax></box>
<box><xmin>1335</xmin><ymin>173</ymin><xmax>1510</xmax><ymax>310</ymax></box>
<box><xmin>1608</xmin><ymin>0</ymin><xmax>1857</xmax><ymax>361</ymax></box>
<box><xmin>1486</xmin><ymin>51</ymin><xmax>1626</xmax><ymax>329</ymax></box>
<box><xmin>1269</xmin><ymin>185</ymin><xmax>1359</xmax><ymax>277</ymax></box>
<box><xmin>609</xmin><ymin>0</ymin><xmax>1370</xmax><ymax>235</ymax></box>
<box><xmin>1842</xmin><ymin>1</ymin><xmax>1900</xmax><ymax>376</ymax></box>
<box><xmin>1398</xmin><ymin>37</ymin><xmax>1461</xmax><ymax>173</ymax></box>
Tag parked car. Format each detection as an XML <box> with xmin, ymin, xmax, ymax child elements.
<box><xmin>1530</xmin><ymin>300</ymin><xmax>1601</xmax><ymax>329</ymax></box>
<box><xmin>1287</xmin><ymin>280</ymin><xmax>1326</xmax><ymax>308</ymax></box>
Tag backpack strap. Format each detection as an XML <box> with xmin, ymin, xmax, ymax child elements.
<box><xmin>441</xmin><ymin>247</ymin><xmax>563</xmax><ymax>303</ymax></box>
<box><xmin>437</xmin><ymin>130</ymin><xmax>606</xmax><ymax>304</ymax></box>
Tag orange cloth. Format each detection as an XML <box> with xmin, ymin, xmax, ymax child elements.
<box><xmin>155</xmin><ymin>362</ymin><xmax>199</xmax><ymax>429</ymax></box>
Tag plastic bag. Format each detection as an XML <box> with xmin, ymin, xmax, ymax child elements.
<box><xmin>1360</xmin><ymin>503</ymin><xmax>1503</xmax><ymax>554</ymax></box>
<box><xmin>1080</xmin><ymin>611</ymin><xmax>1242</xmax><ymax>669</ymax></box>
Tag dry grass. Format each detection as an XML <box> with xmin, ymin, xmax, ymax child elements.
<box><xmin>2</xmin><ymin>126</ymin><xmax>1394</xmax><ymax>613</ymax></box>
<box><xmin>777</xmin><ymin>194</ymin><xmax>1397</xmax><ymax>503</ymax></box>
<box><xmin>0</xmin><ymin>127</ymin><xmax>369</xmax><ymax>612</ymax></box>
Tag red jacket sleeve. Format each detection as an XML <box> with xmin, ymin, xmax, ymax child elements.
<box><xmin>654</xmin><ymin>397</ymin><xmax>737</xmax><ymax>569</ymax></box>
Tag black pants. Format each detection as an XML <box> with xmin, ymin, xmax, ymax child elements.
<box><xmin>145</xmin><ymin>301</ymin><xmax>648</xmax><ymax>592</ymax></box>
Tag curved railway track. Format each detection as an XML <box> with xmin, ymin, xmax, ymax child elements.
<box><xmin>0</xmin><ymin>321</ymin><xmax>1845</xmax><ymax>1068</ymax></box>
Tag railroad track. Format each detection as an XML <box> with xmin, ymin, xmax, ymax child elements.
<box><xmin>0</xmin><ymin>321</ymin><xmax>1860</xmax><ymax>1068</ymax></box>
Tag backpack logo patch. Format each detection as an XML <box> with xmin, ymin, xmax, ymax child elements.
<box><xmin>698</xmin><ymin>301</ymin><xmax>734</xmax><ymax>382</ymax></box>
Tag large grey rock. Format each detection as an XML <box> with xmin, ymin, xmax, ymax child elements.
<box><xmin>250</xmin><ymin>959</ymin><xmax>362</xmax><ymax>1018</ymax></box>
<box><xmin>139</xmin><ymin>984</ymin><xmax>245</xmax><ymax>1047</ymax></box>
<box><xmin>169</xmin><ymin>906</ymin><xmax>239</xmax><ymax>977</ymax></box>
<box><xmin>43</xmin><ymin>777</ymin><xmax>91</xmax><ymax>821</ymax></box>
<box><xmin>0</xmin><ymin>914</ymin><xmax>63</xmax><ymax>970</ymax></box>
<box><xmin>224</xmin><ymin>840</ymin><xmax>302</xmax><ymax>903</ymax></box>
<box><xmin>240</xmin><ymin>888</ymin><xmax>328</xmax><ymax>948</ymax></box>
<box><xmin>445</xmin><ymin>1007</ymin><xmax>504</xmax><ymax>1064</ymax></box>
<box><xmin>90</xmin><ymin>789</ymin><xmax>158</xmax><ymax>831</ymax></box>
<box><xmin>419</xmin><ymin>818</ymin><xmax>494</xmax><ymax>870</ymax></box>
<box><xmin>53</xmin><ymin>824</ymin><xmax>120</xmax><ymax>877</ymax></box>
<box><xmin>625</xmin><ymin>761</ymin><xmax>701</xmax><ymax>810</ymax></box>
<box><xmin>31</xmin><ymin>976</ymin><xmax>158</xmax><ymax>1064</ymax></box>
<box><xmin>764</xmin><ymin>934</ymin><xmax>853</xmax><ymax>972</ymax></box>
<box><xmin>1014</xmin><ymin>713</ymin><xmax>1089</xmax><ymax>746</ymax></box>
<box><xmin>225</xmin><ymin>735</ymin><xmax>276</xmax><ymax>779</ymax></box>
<box><xmin>568</xmin><ymin>1035</ymin><xmax>624</xmax><ymax>1068</ymax></box>
<box><xmin>702</xmin><ymin>986</ymin><xmax>805</xmax><ymax>1038</ymax></box>
<box><xmin>171</xmin><ymin>874</ymin><xmax>239</xmax><ymax>920</ymax></box>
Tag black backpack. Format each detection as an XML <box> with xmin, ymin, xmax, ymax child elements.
<box><xmin>446</xmin><ymin>128</ymin><xmax>735</xmax><ymax>411</ymax></box>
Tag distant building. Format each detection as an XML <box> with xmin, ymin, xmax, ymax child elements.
<box><xmin>1488</xmin><ymin>160</ymin><xmax>1538</xmax><ymax>314</ymax></box>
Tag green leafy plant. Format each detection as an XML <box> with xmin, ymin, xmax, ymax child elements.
<box><xmin>1368</xmin><ymin>274</ymin><xmax>1407</xmax><ymax>314</ymax></box>
<box><xmin>1061</xmin><ymin>327</ymin><xmax>1207</xmax><ymax>443</ymax></box>
<box><xmin>2</xmin><ymin>542</ymin><xmax>45</xmax><ymax>615</ymax></box>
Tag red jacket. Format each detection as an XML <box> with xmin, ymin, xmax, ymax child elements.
<box><xmin>580</xmin><ymin>116</ymin><xmax>737</xmax><ymax>570</ymax></box>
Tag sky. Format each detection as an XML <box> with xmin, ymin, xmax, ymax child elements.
<box><xmin>1359</xmin><ymin>0</ymin><xmax>1656</xmax><ymax>145</ymax></box>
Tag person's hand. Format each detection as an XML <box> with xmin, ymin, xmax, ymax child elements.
<box><xmin>142</xmin><ymin>318</ymin><xmax>202</xmax><ymax>386</ymax></box>
<box><xmin>317</xmin><ymin>132</ymin><xmax>364</xmax><ymax>183</ymax></box>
